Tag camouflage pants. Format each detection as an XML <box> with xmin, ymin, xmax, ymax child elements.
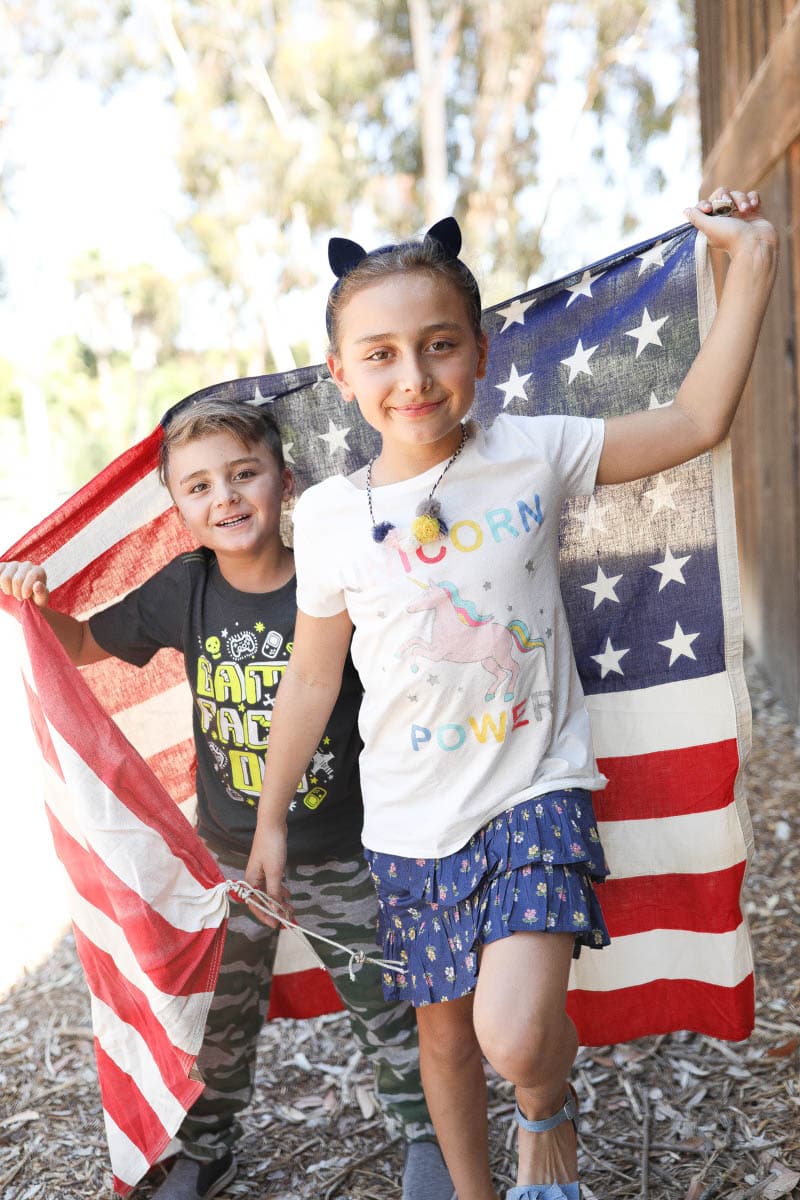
<box><xmin>179</xmin><ymin>850</ymin><xmax>432</xmax><ymax>1161</ymax></box>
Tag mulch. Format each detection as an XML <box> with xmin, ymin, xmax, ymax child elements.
<box><xmin>1</xmin><ymin>653</ymin><xmax>797</xmax><ymax>1200</ymax></box>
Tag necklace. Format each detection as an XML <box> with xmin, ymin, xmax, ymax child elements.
<box><xmin>366</xmin><ymin>424</ymin><xmax>469</xmax><ymax>545</ymax></box>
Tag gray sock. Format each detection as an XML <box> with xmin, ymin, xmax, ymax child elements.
<box><xmin>402</xmin><ymin>1140</ymin><xmax>457</xmax><ymax>1200</ymax></box>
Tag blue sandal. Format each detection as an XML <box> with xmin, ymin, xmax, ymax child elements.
<box><xmin>506</xmin><ymin>1089</ymin><xmax>580</xmax><ymax>1200</ymax></box>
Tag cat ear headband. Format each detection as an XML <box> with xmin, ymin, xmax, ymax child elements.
<box><xmin>325</xmin><ymin>217</ymin><xmax>474</xmax><ymax>338</ymax></box>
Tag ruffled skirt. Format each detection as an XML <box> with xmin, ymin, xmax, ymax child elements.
<box><xmin>364</xmin><ymin>789</ymin><xmax>610</xmax><ymax>1006</ymax></box>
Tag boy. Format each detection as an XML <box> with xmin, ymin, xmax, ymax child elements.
<box><xmin>0</xmin><ymin>397</ymin><xmax>454</xmax><ymax>1200</ymax></box>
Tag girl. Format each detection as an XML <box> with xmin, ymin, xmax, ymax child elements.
<box><xmin>245</xmin><ymin>189</ymin><xmax>776</xmax><ymax>1199</ymax></box>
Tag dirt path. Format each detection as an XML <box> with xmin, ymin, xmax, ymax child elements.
<box><xmin>1</xmin><ymin>654</ymin><xmax>798</xmax><ymax>1200</ymax></box>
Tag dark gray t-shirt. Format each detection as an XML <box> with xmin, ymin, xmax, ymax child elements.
<box><xmin>89</xmin><ymin>548</ymin><xmax>364</xmax><ymax>864</ymax></box>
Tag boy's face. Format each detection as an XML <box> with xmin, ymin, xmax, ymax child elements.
<box><xmin>166</xmin><ymin>430</ymin><xmax>292</xmax><ymax>560</ymax></box>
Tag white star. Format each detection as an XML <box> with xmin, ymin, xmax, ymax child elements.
<box><xmin>250</xmin><ymin>383</ymin><xmax>273</xmax><ymax>406</ymax></box>
<box><xmin>561</xmin><ymin>339</ymin><xmax>598</xmax><ymax>384</ymax></box>
<box><xmin>648</xmin><ymin>391</ymin><xmax>673</xmax><ymax>409</ymax></box>
<box><xmin>659</xmin><ymin>621</ymin><xmax>699</xmax><ymax>666</ymax></box>
<box><xmin>625</xmin><ymin>308</ymin><xmax>669</xmax><ymax>358</ymax></box>
<box><xmin>591</xmin><ymin>637</ymin><xmax>629</xmax><ymax>678</ymax></box>
<box><xmin>318</xmin><ymin>419</ymin><xmax>351</xmax><ymax>455</ymax></box>
<box><xmin>643</xmin><ymin>474</ymin><xmax>677</xmax><ymax>513</ymax></box>
<box><xmin>650</xmin><ymin>546</ymin><xmax>691</xmax><ymax>591</ymax></box>
<box><xmin>581</xmin><ymin>565</ymin><xmax>623</xmax><ymax>609</ymax></box>
<box><xmin>565</xmin><ymin>270</ymin><xmax>602</xmax><ymax>307</ymax></box>
<box><xmin>495</xmin><ymin>363</ymin><xmax>532</xmax><ymax>408</ymax></box>
<box><xmin>282</xmin><ymin>441</ymin><xmax>295</xmax><ymax>465</ymax></box>
<box><xmin>636</xmin><ymin>242</ymin><xmax>665</xmax><ymax>275</ymax></box>
<box><xmin>575</xmin><ymin>496</ymin><xmax>612</xmax><ymax>538</ymax></box>
<box><xmin>496</xmin><ymin>296</ymin><xmax>534</xmax><ymax>331</ymax></box>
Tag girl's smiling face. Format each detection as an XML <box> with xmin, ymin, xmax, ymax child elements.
<box><xmin>327</xmin><ymin>271</ymin><xmax>488</xmax><ymax>476</ymax></box>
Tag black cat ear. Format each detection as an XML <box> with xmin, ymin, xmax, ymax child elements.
<box><xmin>328</xmin><ymin>237</ymin><xmax>368</xmax><ymax>279</ymax></box>
<box><xmin>425</xmin><ymin>217</ymin><xmax>462</xmax><ymax>259</ymax></box>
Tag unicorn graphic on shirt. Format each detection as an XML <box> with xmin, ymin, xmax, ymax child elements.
<box><xmin>397</xmin><ymin>580</ymin><xmax>545</xmax><ymax>703</ymax></box>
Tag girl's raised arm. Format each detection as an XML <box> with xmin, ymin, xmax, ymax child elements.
<box><xmin>245</xmin><ymin>606</ymin><xmax>354</xmax><ymax>923</ymax></box>
<box><xmin>597</xmin><ymin>188</ymin><xmax>778</xmax><ymax>486</ymax></box>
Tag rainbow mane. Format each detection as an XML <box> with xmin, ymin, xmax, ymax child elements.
<box><xmin>436</xmin><ymin>581</ymin><xmax>493</xmax><ymax>626</ymax></box>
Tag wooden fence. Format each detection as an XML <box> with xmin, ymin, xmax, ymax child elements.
<box><xmin>696</xmin><ymin>0</ymin><xmax>800</xmax><ymax>719</ymax></box>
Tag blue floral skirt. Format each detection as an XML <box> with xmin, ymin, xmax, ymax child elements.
<box><xmin>364</xmin><ymin>789</ymin><xmax>610</xmax><ymax>1007</ymax></box>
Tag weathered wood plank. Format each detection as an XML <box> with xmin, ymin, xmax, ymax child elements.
<box><xmin>701</xmin><ymin>1</ymin><xmax>800</xmax><ymax>190</ymax></box>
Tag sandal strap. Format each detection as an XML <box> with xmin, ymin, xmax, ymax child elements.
<box><xmin>514</xmin><ymin>1090</ymin><xmax>578</xmax><ymax>1133</ymax></box>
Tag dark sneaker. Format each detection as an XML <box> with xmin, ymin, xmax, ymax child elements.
<box><xmin>151</xmin><ymin>1152</ymin><xmax>237</xmax><ymax>1199</ymax></box>
<box><xmin>402</xmin><ymin>1140</ymin><xmax>457</xmax><ymax>1200</ymax></box>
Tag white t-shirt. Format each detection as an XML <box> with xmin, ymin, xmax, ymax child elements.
<box><xmin>293</xmin><ymin>414</ymin><xmax>607</xmax><ymax>857</ymax></box>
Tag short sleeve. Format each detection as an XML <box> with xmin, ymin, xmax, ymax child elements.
<box><xmin>531</xmin><ymin>414</ymin><xmax>604</xmax><ymax>498</ymax></box>
<box><xmin>293</xmin><ymin>482</ymin><xmax>349</xmax><ymax>618</ymax></box>
<box><xmin>89</xmin><ymin>557</ymin><xmax>189</xmax><ymax>666</ymax></box>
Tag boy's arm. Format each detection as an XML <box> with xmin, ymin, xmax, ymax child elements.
<box><xmin>597</xmin><ymin>187</ymin><xmax>778</xmax><ymax>486</ymax></box>
<box><xmin>0</xmin><ymin>560</ymin><xmax>109</xmax><ymax>666</ymax></box>
<box><xmin>245</xmin><ymin>606</ymin><xmax>354</xmax><ymax>925</ymax></box>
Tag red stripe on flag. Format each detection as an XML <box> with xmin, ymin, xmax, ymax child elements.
<box><xmin>52</xmin><ymin>506</ymin><xmax>195</xmax><ymax>617</ymax></box>
<box><xmin>74</xmin><ymin>925</ymin><xmax>208</xmax><ymax>1106</ymax></box>
<box><xmin>49</xmin><ymin>812</ymin><xmax>224</xmax><ymax>997</ymax></box>
<box><xmin>2</xmin><ymin>428</ymin><xmax>164</xmax><ymax>562</ymax></box>
<box><xmin>93</xmin><ymin>1041</ymin><xmax>171</xmax><ymax>1174</ymax></box>
<box><xmin>267</xmin><ymin>967</ymin><xmax>344</xmax><ymax>1021</ymax></box>
<box><xmin>599</xmin><ymin>861</ymin><xmax>747</xmax><ymax>937</ymax></box>
<box><xmin>596</xmin><ymin>739</ymin><xmax>739</xmax><ymax>821</ymax></box>
<box><xmin>22</xmin><ymin>675</ymin><xmax>65</xmax><ymax>783</ymax></box>
<box><xmin>23</xmin><ymin>605</ymin><xmax>222</xmax><ymax>893</ymax></box>
<box><xmin>569</xmin><ymin>973</ymin><xmax>755</xmax><ymax>1045</ymax></box>
<box><xmin>147</xmin><ymin>740</ymin><xmax>197</xmax><ymax>806</ymax></box>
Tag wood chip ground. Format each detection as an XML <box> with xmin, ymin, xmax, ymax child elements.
<box><xmin>1</xmin><ymin>653</ymin><xmax>797</xmax><ymax>1199</ymax></box>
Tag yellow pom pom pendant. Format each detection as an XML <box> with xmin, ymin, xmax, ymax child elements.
<box><xmin>365</xmin><ymin>425</ymin><xmax>469</xmax><ymax>546</ymax></box>
<box><xmin>411</xmin><ymin>514</ymin><xmax>443</xmax><ymax>544</ymax></box>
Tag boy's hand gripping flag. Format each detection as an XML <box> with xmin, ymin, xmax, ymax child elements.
<box><xmin>1</xmin><ymin>223</ymin><xmax>754</xmax><ymax>1193</ymax></box>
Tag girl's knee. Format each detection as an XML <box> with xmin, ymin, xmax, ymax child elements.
<box><xmin>475</xmin><ymin>1009</ymin><xmax>575</xmax><ymax>1085</ymax></box>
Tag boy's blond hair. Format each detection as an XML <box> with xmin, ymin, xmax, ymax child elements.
<box><xmin>159</xmin><ymin>397</ymin><xmax>285</xmax><ymax>488</ymax></box>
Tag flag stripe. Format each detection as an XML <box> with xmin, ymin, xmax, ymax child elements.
<box><xmin>585</xmin><ymin>673</ymin><xmax>736</xmax><ymax>757</ymax></box>
<box><xmin>599</xmin><ymin>861</ymin><xmax>747</xmax><ymax>936</ymax></box>
<box><xmin>49</xmin><ymin>810</ymin><xmax>226</xmax><ymax>995</ymax></box>
<box><xmin>267</xmin><ymin>966</ymin><xmax>344</xmax><ymax>1021</ymax></box>
<box><xmin>74</xmin><ymin>924</ymin><xmax>209</xmax><ymax>1098</ymax></box>
<box><xmin>94</xmin><ymin>1040</ymin><xmax>171</xmax><ymax>1164</ymax></box>
<box><xmin>112</xmin><ymin>683</ymin><xmax>194</xmax><ymax>758</ymax></box>
<box><xmin>91</xmin><ymin>992</ymin><xmax>192</xmax><ymax>1133</ymax></box>
<box><xmin>570</xmin><ymin>922</ymin><xmax>752</xmax><ymax>992</ymax></box>
<box><xmin>65</xmin><ymin>874</ymin><xmax>216</xmax><ymax>1056</ymax></box>
<box><xmin>598</xmin><ymin>800</ymin><xmax>747</xmax><ymax>880</ymax></box>
<box><xmin>595</xmin><ymin>738</ymin><xmax>739</xmax><ymax>821</ymax></box>
<box><xmin>104</xmin><ymin>1112</ymin><xmax>152</xmax><ymax>1197</ymax></box>
<box><xmin>3</xmin><ymin>429</ymin><xmax>164</xmax><ymax>570</ymax></box>
<box><xmin>568</xmin><ymin>974</ymin><xmax>754</xmax><ymax>1044</ymax></box>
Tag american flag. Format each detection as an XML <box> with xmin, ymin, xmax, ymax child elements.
<box><xmin>0</xmin><ymin>222</ymin><xmax>754</xmax><ymax>1192</ymax></box>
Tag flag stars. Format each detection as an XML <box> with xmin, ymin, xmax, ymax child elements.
<box><xmin>496</xmin><ymin>296</ymin><xmax>534</xmax><ymax>331</ymax></box>
<box><xmin>650</xmin><ymin>547</ymin><xmax>691</xmax><ymax>591</ymax></box>
<box><xmin>591</xmin><ymin>637</ymin><xmax>629</xmax><ymax>678</ymax></box>
<box><xmin>282</xmin><ymin>441</ymin><xmax>295</xmax><ymax>465</ymax></box>
<box><xmin>643</xmin><ymin>474</ymin><xmax>678</xmax><ymax>514</ymax></box>
<box><xmin>565</xmin><ymin>270</ymin><xmax>602</xmax><ymax>307</ymax></box>
<box><xmin>648</xmin><ymin>391</ymin><xmax>673</xmax><ymax>410</ymax></box>
<box><xmin>495</xmin><ymin>363</ymin><xmax>532</xmax><ymax>408</ymax></box>
<box><xmin>318</xmin><ymin>419</ymin><xmax>351</xmax><ymax>455</ymax></box>
<box><xmin>561</xmin><ymin>339</ymin><xmax>598</xmax><ymax>384</ymax></box>
<box><xmin>659</xmin><ymin>621</ymin><xmax>700</xmax><ymax>666</ymax></box>
<box><xmin>576</xmin><ymin>496</ymin><xmax>612</xmax><ymax>538</ymax></box>
<box><xmin>636</xmin><ymin>242</ymin><xmax>665</xmax><ymax>275</ymax></box>
<box><xmin>582</xmin><ymin>565</ymin><xmax>623</xmax><ymax>608</ymax></box>
<box><xmin>625</xmin><ymin>308</ymin><xmax>669</xmax><ymax>357</ymax></box>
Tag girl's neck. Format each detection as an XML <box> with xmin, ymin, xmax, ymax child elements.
<box><xmin>371</xmin><ymin>425</ymin><xmax>466</xmax><ymax>485</ymax></box>
<box><xmin>216</xmin><ymin>541</ymin><xmax>294</xmax><ymax>594</ymax></box>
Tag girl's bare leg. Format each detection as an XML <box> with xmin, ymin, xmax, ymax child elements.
<box><xmin>415</xmin><ymin>993</ymin><xmax>499</xmax><ymax>1200</ymax></box>
<box><xmin>473</xmin><ymin>932</ymin><xmax>578</xmax><ymax>1186</ymax></box>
